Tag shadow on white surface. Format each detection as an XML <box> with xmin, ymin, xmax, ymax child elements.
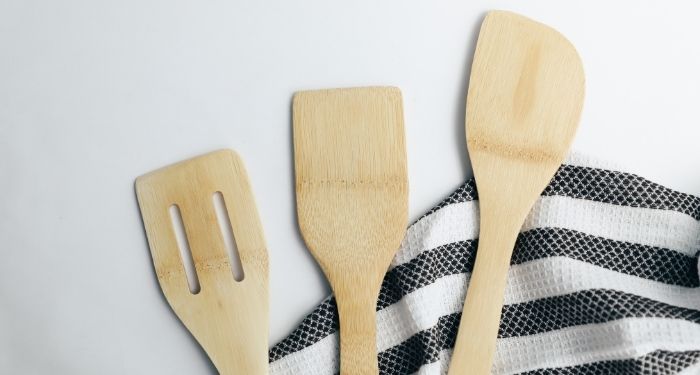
<box><xmin>453</xmin><ymin>12</ymin><xmax>482</xmax><ymax>182</ymax></box>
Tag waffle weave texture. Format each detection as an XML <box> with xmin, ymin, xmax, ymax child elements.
<box><xmin>269</xmin><ymin>154</ymin><xmax>700</xmax><ymax>374</ymax></box>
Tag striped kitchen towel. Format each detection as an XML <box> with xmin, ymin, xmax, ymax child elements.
<box><xmin>268</xmin><ymin>153</ymin><xmax>700</xmax><ymax>374</ymax></box>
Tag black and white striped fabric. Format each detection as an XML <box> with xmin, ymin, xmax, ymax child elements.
<box><xmin>269</xmin><ymin>154</ymin><xmax>700</xmax><ymax>374</ymax></box>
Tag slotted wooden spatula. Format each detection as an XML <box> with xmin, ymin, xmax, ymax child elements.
<box><xmin>136</xmin><ymin>150</ymin><xmax>269</xmax><ymax>375</ymax></box>
<box><xmin>449</xmin><ymin>11</ymin><xmax>585</xmax><ymax>375</ymax></box>
<box><xmin>293</xmin><ymin>87</ymin><xmax>408</xmax><ymax>374</ymax></box>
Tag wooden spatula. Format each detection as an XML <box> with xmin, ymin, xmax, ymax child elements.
<box><xmin>448</xmin><ymin>11</ymin><xmax>585</xmax><ymax>375</ymax></box>
<box><xmin>136</xmin><ymin>150</ymin><xmax>269</xmax><ymax>375</ymax></box>
<box><xmin>293</xmin><ymin>87</ymin><xmax>408</xmax><ymax>374</ymax></box>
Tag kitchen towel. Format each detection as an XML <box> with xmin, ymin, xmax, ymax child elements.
<box><xmin>268</xmin><ymin>153</ymin><xmax>700</xmax><ymax>375</ymax></box>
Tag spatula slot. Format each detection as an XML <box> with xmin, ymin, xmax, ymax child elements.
<box><xmin>168</xmin><ymin>204</ymin><xmax>201</xmax><ymax>294</ymax></box>
<box><xmin>212</xmin><ymin>191</ymin><xmax>245</xmax><ymax>282</ymax></box>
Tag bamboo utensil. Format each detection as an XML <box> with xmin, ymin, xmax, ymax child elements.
<box><xmin>293</xmin><ymin>87</ymin><xmax>409</xmax><ymax>374</ymax></box>
<box><xmin>136</xmin><ymin>150</ymin><xmax>269</xmax><ymax>375</ymax></box>
<box><xmin>448</xmin><ymin>11</ymin><xmax>585</xmax><ymax>375</ymax></box>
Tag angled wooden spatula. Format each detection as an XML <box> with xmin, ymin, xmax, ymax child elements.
<box><xmin>449</xmin><ymin>11</ymin><xmax>585</xmax><ymax>375</ymax></box>
<box><xmin>136</xmin><ymin>150</ymin><xmax>269</xmax><ymax>374</ymax></box>
<box><xmin>293</xmin><ymin>87</ymin><xmax>409</xmax><ymax>374</ymax></box>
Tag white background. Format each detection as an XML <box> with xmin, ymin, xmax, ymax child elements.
<box><xmin>1</xmin><ymin>0</ymin><xmax>699</xmax><ymax>373</ymax></box>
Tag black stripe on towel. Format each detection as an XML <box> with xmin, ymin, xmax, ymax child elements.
<box><xmin>513</xmin><ymin>228</ymin><xmax>699</xmax><ymax>288</ymax></box>
<box><xmin>379</xmin><ymin>228</ymin><xmax>697</xmax><ymax>311</ymax></box>
<box><xmin>378</xmin><ymin>312</ymin><xmax>459</xmax><ymax>374</ymax></box>
<box><xmin>419</xmin><ymin>164</ymin><xmax>700</xmax><ymax>222</ymax></box>
<box><xmin>499</xmin><ymin>289</ymin><xmax>700</xmax><ymax>338</ymax></box>
<box><xmin>378</xmin><ymin>241</ymin><xmax>477</xmax><ymax>309</ymax></box>
<box><xmin>545</xmin><ymin>165</ymin><xmax>700</xmax><ymax>220</ymax></box>
<box><xmin>519</xmin><ymin>350</ymin><xmax>700</xmax><ymax>375</ymax></box>
<box><xmin>269</xmin><ymin>298</ymin><xmax>338</xmax><ymax>362</ymax></box>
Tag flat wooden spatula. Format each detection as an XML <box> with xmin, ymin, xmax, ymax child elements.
<box><xmin>293</xmin><ymin>87</ymin><xmax>409</xmax><ymax>374</ymax></box>
<box><xmin>136</xmin><ymin>150</ymin><xmax>269</xmax><ymax>374</ymax></box>
<box><xmin>449</xmin><ymin>11</ymin><xmax>585</xmax><ymax>375</ymax></box>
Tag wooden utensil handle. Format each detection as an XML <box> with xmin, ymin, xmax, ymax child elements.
<box><xmin>448</xmin><ymin>209</ymin><xmax>525</xmax><ymax>375</ymax></box>
<box><xmin>335</xmin><ymin>288</ymin><xmax>380</xmax><ymax>375</ymax></box>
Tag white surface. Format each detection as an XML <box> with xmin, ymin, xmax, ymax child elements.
<box><xmin>1</xmin><ymin>0</ymin><xmax>699</xmax><ymax>373</ymax></box>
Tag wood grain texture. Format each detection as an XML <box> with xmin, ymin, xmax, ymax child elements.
<box><xmin>448</xmin><ymin>11</ymin><xmax>585</xmax><ymax>375</ymax></box>
<box><xmin>293</xmin><ymin>87</ymin><xmax>408</xmax><ymax>374</ymax></box>
<box><xmin>136</xmin><ymin>150</ymin><xmax>269</xmax><ymax>375</ymax></box>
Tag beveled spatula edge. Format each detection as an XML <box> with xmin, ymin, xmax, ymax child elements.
<box><xmin>293</xmin><ymin>85</ymin><xmax>401</xmax><ymax>101</ymax></box>
<box><xmin>135</xmin><ymin>149</ymin><xmax>237</xmax><ymax>190</ymax></box>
